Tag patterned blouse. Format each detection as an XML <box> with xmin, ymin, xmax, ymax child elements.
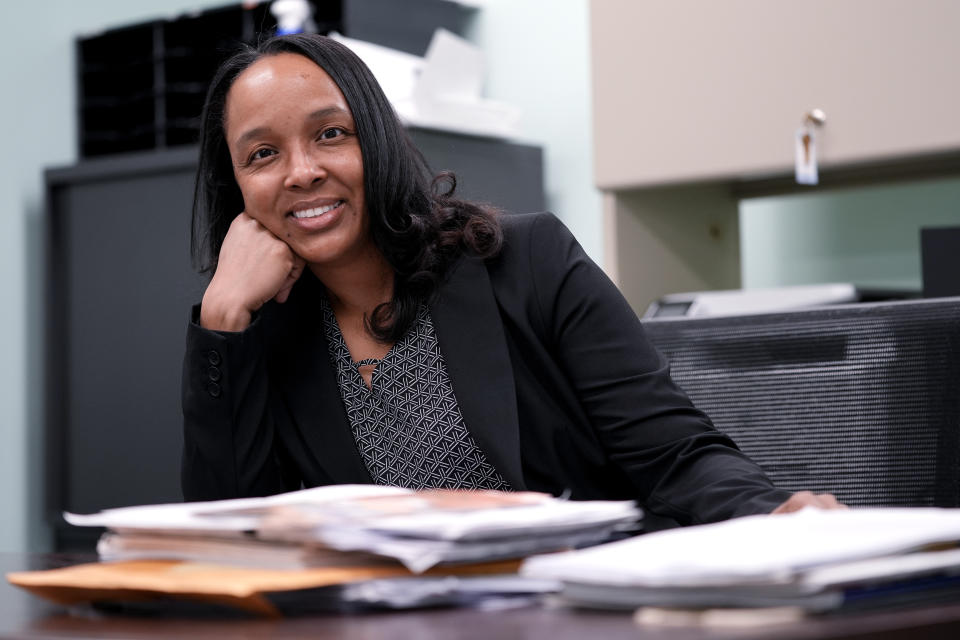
<box><xmin>320</xmin><ymin>296</ymin><xmax>511</xmax><ymax>491</ymax></box>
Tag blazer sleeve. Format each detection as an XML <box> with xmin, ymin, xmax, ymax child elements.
<box><xmin>181</xmin><ymin>306</ymin><xmax>298</xmax><ymax>501</ymax></box>
<box><xmin>524</xmin><ymin>213</ymin><xmax>792</xmax><ymax>524</ymax></box>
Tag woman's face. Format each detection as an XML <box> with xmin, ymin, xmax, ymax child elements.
<box><xmin>223</xmin><ymin>53</ymin><xmax>369</xmax><ymax>269</ymax></box>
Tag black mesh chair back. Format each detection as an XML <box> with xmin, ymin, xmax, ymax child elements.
<box><xmin>642</xmin><ymin>298</ymin><xmax>960</xmax><ymax>507</ymax></box>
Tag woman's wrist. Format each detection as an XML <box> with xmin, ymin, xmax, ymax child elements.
<box><xmin>200</xmin><ymin>287</ymin><xmax>253</xmax><ymax>332</ymax></box>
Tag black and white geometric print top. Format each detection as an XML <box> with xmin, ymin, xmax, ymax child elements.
<box><xmin>320</xmin><ymin>296</ymin><xmax>511</xmax><ymax>491</ymax></box>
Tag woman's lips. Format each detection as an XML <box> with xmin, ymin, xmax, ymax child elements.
<box><xmin>291</xmin><ymin>200</ymin><xmax>344</xmax><ymax>219</ymax></box>
<box><xmin>288</xmin><ymin>200</ymin><xmax>345</xmax><ymax>229</ymax></box>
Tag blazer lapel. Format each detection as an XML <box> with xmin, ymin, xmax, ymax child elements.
<box><xmin>277</xmin><ymin>273</ymin><xmax>373</xmax><ymax>484</ymax></box>
<box><xmin>430</xmin><ymin>257</ymin><xmax>526</xmax><ymax>490</ymax></box>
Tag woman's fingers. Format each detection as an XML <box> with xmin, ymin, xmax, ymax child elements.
<box><xmin>200</xmin><ymin>213</ymin><xmax>303</xmax><ymax>330</ymax></box>
<box><xmin>274</xmin><ymin>256</ymin><xmax>306</xmax><ymax>304</ymax></box>
<box><xmin>772</xmin><ymin>491</ymin><xmax>848</xmax><ymax>514</ymax></box>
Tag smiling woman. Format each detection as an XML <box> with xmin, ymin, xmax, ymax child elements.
<box><xmin>183</xmin><ymin>34</ymin><xmax>839</xmax><ymax>522</ymax></box>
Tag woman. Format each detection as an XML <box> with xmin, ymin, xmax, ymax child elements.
<box><xmin>183</xmin><ymin>33</ymin><xmax>837</xmax><ymax>523</ymax></box>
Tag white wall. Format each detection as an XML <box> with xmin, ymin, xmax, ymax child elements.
<box><xmin>465</xmin><ymin>0</ymin><xmax>603</xmax><ymax>261</ymax></box>
<box><xmin>0</xmin><ymin>0</ymin><xmax>599</xmax><ymax>552</ymax></box>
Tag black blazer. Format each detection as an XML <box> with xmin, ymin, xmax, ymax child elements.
<box><xmin>182</xmin><ymin>212</ymin><xmax>790</xmax><ymax>524</ymax></box>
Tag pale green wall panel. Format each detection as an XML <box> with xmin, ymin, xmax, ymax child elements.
<box><xmin>740</xmin><ymin>177</ymin><xmax>960</xmax><ymax>292</ymax></box>
<box><xmin>466</xmin><ymin>0</ymin><xmax>602</xmax><ymax>262</ymax></box>
<box><xmin>0</xmin><ymin>0</ymin><xmax>229</xmax><ymax>553</ymax></box>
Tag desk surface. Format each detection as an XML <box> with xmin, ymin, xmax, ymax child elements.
<box><xmin>3</xmin><ymin>553</ymin><xmax>960</xmax><ymax>640</ymax></box>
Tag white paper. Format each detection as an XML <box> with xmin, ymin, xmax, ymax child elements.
<box><xmin>338</xmin><ymin>575</ymin><xmax>558</xmax><ymax>609</ymax></box>
<box><xmin>67</xmin><ymin>485</ymin><xmax>640</xmax><ymax>573</ymax></box>
<box><xmin>522</xmin><ymin>507</ymin><xmax>960</xmax><ymax>587</ymax></box>
<box><xmin>327</xmin><ymin>32</ymin><xmax>423</xmax><ymax>111</ymax></box>
<box><xmin>418</xmin><ymin>28</ymin><xmax>483</xmax><ymax>102</ymax></box>
<box><xmin>360</xmin><ymin>500</ymin><xmax>639</xmax><ymax>541</ymax></box>
<box><xmin>331</xmin><ymin>29</ymin><xmax>520</xmax><ymax>138</ymax></box>
<box><xmin>314</xmin><ymin>522</ymin><xmax>630</xmax><ymax>573</ymax></box>
<box><xmin>65</xmin><ymin>484</ymin><xmax>410</xmax><ymax>532</ymax></box>
<box><xmin>800</xmin><ymin>547</ymin><xmax>960</xmax><ymax>590</ymax></box>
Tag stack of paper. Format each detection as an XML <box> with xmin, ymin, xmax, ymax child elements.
<box><xmin>9</xmin><ymin>486</ymin><xmax>639</xmax><ymax>614</ymax></box>
<box><xmin>66</xmin><ymin>485</ymin><xmax>641</xmax><ymax>573</ymax></box>
<box><xmin>521</xmin><ymin>507</ymin><xmax>960</xmax><ymax>613</ymax></box>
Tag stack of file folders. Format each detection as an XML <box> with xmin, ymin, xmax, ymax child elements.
<box><xmin>521</xmin><ymin>507</ymin><xmax>960</xmax><ymax>616</ymax></box>
<box><xmin>8</xmin><ymin>485</ymin><xmax>640</xmax><ymax>614</ymax></box>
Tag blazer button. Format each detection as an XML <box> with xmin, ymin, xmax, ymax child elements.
<box><xmin>207</xmin><ymin>350</ymin><xmax>222</xmax><ymax>366</ymax></box>
<box><xmin>208</xmin><ymin>366</ymin><xmax>222</xmax><ymax>382</ymax></box>
<box><xmin>207</xmin><ymin>382</ymin><xmax>222</xmax><ymax>398</ymax></box>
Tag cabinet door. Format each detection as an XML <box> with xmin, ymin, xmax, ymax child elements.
<box><xmin>592</xmin><ymin>0</ymin><xmax>960</xmax><ymax>189</ymax></box>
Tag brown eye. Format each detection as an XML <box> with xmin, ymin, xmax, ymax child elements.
<box><xmin>319</xmin><ymin>127</ymin><xmax>345</xmax><ymax>140</ymax></box>
<box><xmin>250</xmin><ymin>148</ymin><xmax>276</xmax><ymax>162</ymax></box>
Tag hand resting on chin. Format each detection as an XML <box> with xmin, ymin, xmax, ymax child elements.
<box><xmin>200</xmin><ymin>212</ymin><xmax>306</xmax><ymax>332</ymax></box>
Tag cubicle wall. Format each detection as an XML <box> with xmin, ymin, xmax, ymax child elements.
<box><xmin>643</xmin><ymin>298</ymin><xmax>960</xmax><ymax>508</ymax></box>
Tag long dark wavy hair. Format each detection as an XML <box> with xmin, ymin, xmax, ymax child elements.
<box><xmin>192</xmin><ymin>33</ymin><xmax>502</xmax><ymax>342</ymax></box>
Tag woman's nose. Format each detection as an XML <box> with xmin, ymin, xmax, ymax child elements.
<box><xmin>284</xmin><ymin>149</ymin><xmax>326</xmax><ymax>189</ymax></box>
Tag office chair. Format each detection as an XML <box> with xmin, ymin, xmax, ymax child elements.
<box><xmin>642</xmin><ymin>298</ymin><xmax>960</xmax><ymax>507</ymax></box>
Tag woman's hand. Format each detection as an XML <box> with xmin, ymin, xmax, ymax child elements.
<box><xmin>772</xmin><ymin>491</ymin><xmax>847</xmax><ymax>514</ymax></box>
<box><xmin>200</xmin><ymin>212</ymin><xmax>306</xmax><ymax>332</ymax></box>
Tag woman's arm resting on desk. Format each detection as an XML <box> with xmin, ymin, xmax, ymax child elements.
<box><xmin>523</xmin><ymin>213</ymin><xmax>790</xmax><ymax>524</ymax></box>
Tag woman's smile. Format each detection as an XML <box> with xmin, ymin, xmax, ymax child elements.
<box><xmin>291</xmin><ymin>199</ymin><xmax>344</xmax><ymax>220</ymax></box>
<box><xmin>287</xmin><ymin>198</ymin><xmax>347</xmax><ymax>232</ymax></box>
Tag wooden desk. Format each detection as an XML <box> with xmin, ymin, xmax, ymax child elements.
<box><xmin>3</xmin><ymin>553</ymin><xmax>960</xmax><ymax>640</ymax></box>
